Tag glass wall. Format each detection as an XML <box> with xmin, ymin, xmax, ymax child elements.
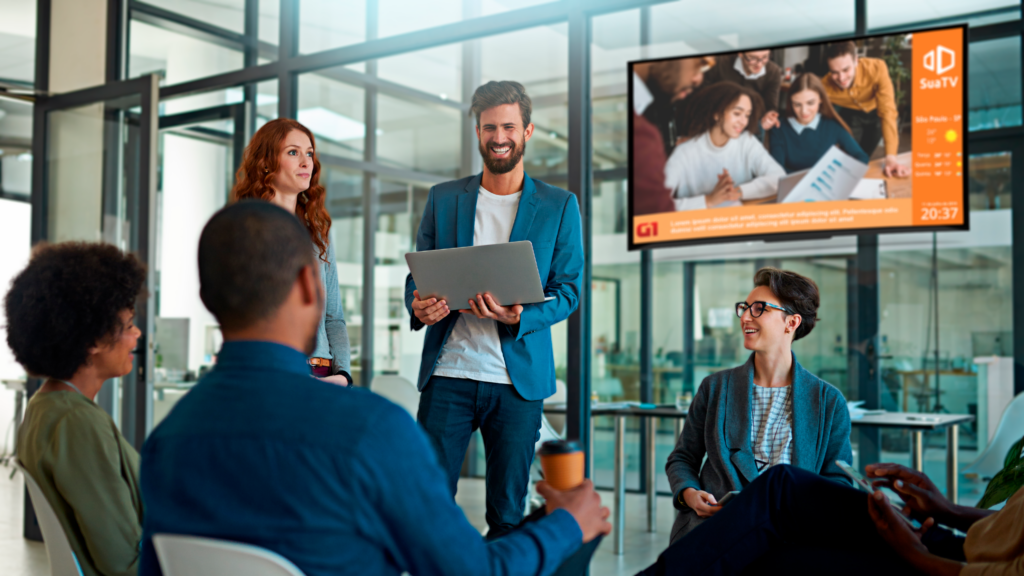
<box><xmin>16</xmin><ymin>0</ymin><xmax>1023</xmax><ymax>504</ymax></box>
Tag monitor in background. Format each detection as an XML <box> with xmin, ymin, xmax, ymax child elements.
<box><xmin>629</xmin><ymin>25</ymin><xmax>967</xmax><ymax>250</ymax></box>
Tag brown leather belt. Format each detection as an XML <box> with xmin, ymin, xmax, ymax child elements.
<box><xmin>308</xmin><ymin>357</ymin><xmax>331</xmax><ymax>367</ymax></box>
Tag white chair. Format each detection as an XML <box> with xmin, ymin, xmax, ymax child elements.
<box><xmin>15</xmin><ymin>462</ymin><xmax>84</xmax><ymax>576</ymax></box>
<box><xmin>370</xmin><ymin>375</ymin><xmax>421</xmax><ymax>418</ymax></box>
<box><xmin>152</xmin><ymin>534</ymin><xmax>306</xmax><ymax>576</ymax></box>
<box><xmin>964</xmin><ymin>391</ymin><xmax>1024</xmax><ymax>480</ymax></box>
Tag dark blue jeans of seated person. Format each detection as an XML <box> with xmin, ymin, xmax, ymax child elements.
<box><xmin>639</xmin><ymin>465</ymin><xmax>967</xmax><ymax>576</ymax></box>
<box><xmin>417</xmin><ymin>375</ymin><xmax>543</xmax><ymax>539</ymax></box>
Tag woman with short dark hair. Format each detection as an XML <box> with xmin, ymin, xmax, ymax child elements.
<box><xmin>665</xmin><ymin>267</ymin><xmax>853</xmax><ymax>543</ymax></box>
<box><xmin>6</xmin><ymin>242</ymin><xmax>146</xmax><ymax>576</ymax></box>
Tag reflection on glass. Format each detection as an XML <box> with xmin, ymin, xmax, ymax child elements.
<box><xmin>969</xmin><ymin>37</ymin><xmax>1022</xmax><ymax>130</ymax></box>
<box><xmin>374</xmin><ymin>179</ymin><xmax>430</xmax><ymax>383</ymax></box>
<box><xmin>320</xmin><ymin>164</ymin><xmax>365</xmax><ymax>381</ymax></box>
<box><xmin>868</xmin><ymin>1</ymin><xmax>1018</xmax><ymax>30</ymax></box>
<box><xmin>129</xmin><ymin>20</ymin><xmax>244</xmax><ymax>85</ymax></box>
<box><xmin>299</xmin><ymin>0</ymin><xmax>365</xmax><ymax>54</ymax></box>
<box><xmin>297</xmin><ymin>70</ymin><xmax>366</xmax><ymax>161</ymax></box>
<box><xmin>969</xmin><ymin>152</ymin><xmax>1011</xmax><ymax>211</ymax></box>
<box><xmin>878</xmin><ymin>246</ymin><xmax>1011</xmax><ymax>490</ymax></box>
<box><xmin>143</xmin><ymin>0</ymin><xmax>246</xmax><ymax>33</ymax></box>
<box><xmin>377</xmin><ymin>93</ymin><xmax>461</xmax><ymax>179</ymax></box>
<box><xmin>650</xmin><ymin>1</ymin><xmax>853</xmax><ymax>57</ymax></box>
<box><xmin>152</xmin><ymin>129</ymin><xmax>231</xmax><ymax>426</ymax></box>
<box><xmin>780</xmin><ymin>258</ymin><xmax>849</xmax><ymax>397</ymax></box>
<box><xmin>0</xmin><ymin>1</ymin><xmax>36</xmax><ymax>84</ymax></box>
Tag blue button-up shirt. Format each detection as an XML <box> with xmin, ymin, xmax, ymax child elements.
<box><xmin>139</xmin><ymin>341</ymin><xmax>581</xmax><ymax>576</ymax></box>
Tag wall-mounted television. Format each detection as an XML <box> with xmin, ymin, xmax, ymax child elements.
<box><xmin>628</xmin><ymin>25</ymin><xmax>967</xmax><ymax>250</ymax></box>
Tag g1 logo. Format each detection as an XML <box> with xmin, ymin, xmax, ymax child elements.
<box><xmin>637</xmin><ymin>222</ymin><xmax>658</xmax><ymax>237</ymax></box>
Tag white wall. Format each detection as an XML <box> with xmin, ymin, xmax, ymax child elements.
<box><xmin>157</xmin><ymin>134</ymin><xmax>228</xmax><ymax>370</ymax></box>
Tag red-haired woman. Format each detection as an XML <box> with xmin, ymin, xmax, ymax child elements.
<box><xmin>231</xmin><ymin>118</ymin><xmax>351</xmax><ymax>385</ymax></box>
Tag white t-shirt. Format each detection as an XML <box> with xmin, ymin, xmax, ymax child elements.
<box><xmin>663</xmin><ymin>132</ymin><xmax>785</xmax><ymax>211</ymax></box>
<box><xmin>432</xmin><ymin>186</ymin><xmax>521</xmax><ymax>384</ymax></box>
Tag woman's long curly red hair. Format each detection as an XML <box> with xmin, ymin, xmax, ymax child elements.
<box><xmin>231</xmin><ymin>118</ymin><xmax>332</xmax><ymax>262</ymax></box>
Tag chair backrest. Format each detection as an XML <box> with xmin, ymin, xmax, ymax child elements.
<box><xmin>964</xmin><ymin>391</ymin><xmax>1024</xmax><ymax>479</ymax></box>
<box><xmin>370</xmin><ymin>375</ymin><xmax>420</xmax><ymax>417</ymax></box>
<box><xmin>152</xmin><ymin>534</ymin><xmax>306</xmax><ymax>576</ymax></box>
<box><xmin>15</xmin><ymin>462</ymin><xmax>83</xmax><ymax>576</ymax></box>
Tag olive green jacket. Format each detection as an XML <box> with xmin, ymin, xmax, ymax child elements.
<box><xmin>17</xmin><ymin>391</ymin><xmax>143</xmax><ymax>576</ymax></box>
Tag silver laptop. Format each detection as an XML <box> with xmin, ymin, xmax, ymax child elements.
<box><xmin>405</xmin><ymin>241</ymin><xmax>553</xmax><ymax>311</ymax></box>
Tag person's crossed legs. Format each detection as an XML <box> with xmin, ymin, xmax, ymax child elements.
<box><xmin>641</xmin><ymin>465</ymin><xmax>963</xmax><ymax>576</ymax></box>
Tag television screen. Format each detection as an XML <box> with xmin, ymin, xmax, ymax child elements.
<box><xmin>628</xmin><ymin>25</ymin><xmax>967</xmax><ymax>250</ymax></box>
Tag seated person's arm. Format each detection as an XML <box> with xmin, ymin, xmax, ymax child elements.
<box><xmin>836</xmin><ymin>125</ymin><xmax>869</xmax><ymax>164</ymax></box>
<box><xmin>52</xmin><ymin>411</ymin><xmax>141</xmax><ymax>576</ymax></box>
<box><xmin>736</xmin><ymin>140</ymin><xmax>786</xmax><ymax>200</ymax></box>
<box><xmin>866</xmin><ymin>463</ymin><xmax>996</xmax><ymax>532</ymax></box>
<box><xmin>359</xmin><ymin>402</ymin><xmax>603</xmax><ymax>576</ymax></box>
<box><xmin>867</xmin><ymin>493</ymin><xmax>966</xmax><ymax>576</ymax></box>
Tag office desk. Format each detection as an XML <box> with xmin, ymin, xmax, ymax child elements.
<box><xmin>742</xmin><ymin>151</ymin><xmax>913</xmax><ymax>205</ymax></box>
<box><xmin>851</xmin><ymin>412</ymin><xmax>974</xmax><ymax>503</ymax></box>
<box><xmin>543</xmin><ymin>405</ymin><xmax>972</xmax><ymax>552</ymax></box>
<box><xmin>543</xmin><ymin>403</ymin><xmax>686</xmax><ymax>555</ymax></box>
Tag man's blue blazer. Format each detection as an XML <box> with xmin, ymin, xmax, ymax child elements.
<box><xmin>404</xmin><ymin>173</ymin><xmax>584</xmax><ymax>402</ymax></box>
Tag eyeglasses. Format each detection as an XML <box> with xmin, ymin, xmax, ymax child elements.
<box><xmin>735</xmin><ymin>301</ymin><xmax>794</xmax><ymax>318</ymax></box>
<box><xmin>741</xmin><ymin>54</ymin><xmax>770</xmax><ymax>65</ymax></box>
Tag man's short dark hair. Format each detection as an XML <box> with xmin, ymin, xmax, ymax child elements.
<box><xmin>4</xmin><ymin>242</ymin><xmax>146</xmax><ymax>379</ymax></box>
<box><xmin>470</xmin><ymin>81</ymin><xmax>532</xmax><ymax>128</ymax></box>
<box><xmin>198</xmin><ymin>201</ymin><xmax>315</xmax><ymax>331</ymax></box>
<box><xmin>825</xmin><ymin>41</ymin><xmax>858</xmax><ymax>62</ymax></box>
<box><xmin>753</xmin><ymin>267</ymin><xmax>820</xmax><ymax>341</ymax></box>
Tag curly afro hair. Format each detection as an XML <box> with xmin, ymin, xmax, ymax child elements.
<box><xmin>4</xmin><ymin>242</ymin><xmax>146</xmax><ymax>379</ymax></box>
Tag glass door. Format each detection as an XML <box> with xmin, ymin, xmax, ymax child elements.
<box><xmin>32</xmin><ymin>75</ymin><xmax>160</xmax><ymax>449</ymax></box>
<box><xmin>150</xmin><ymin>104</ymin><xmax>245</xmax><ymax>426</ymax></box>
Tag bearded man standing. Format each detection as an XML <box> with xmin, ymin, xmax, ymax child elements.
<box><xmin>405</xmin><ymin>80</ymin><xmax>584</xmax><ymax>539</ymax></box>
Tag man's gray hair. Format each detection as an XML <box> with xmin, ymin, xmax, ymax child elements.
<box><xmin>470</xmin><ymin>80</ymin><xmax>532</xmax><ymax>128</ymax></box>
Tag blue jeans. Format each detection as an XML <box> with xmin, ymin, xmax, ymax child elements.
<box><xmin>640</xmin><ymin>465</ymin><xmax>965</xmax><ymax>576</ymax></box>
<box><xmin>417</xmin><ymin>375</ymin><xmax>543</xmax><ymax>538</ymax></box>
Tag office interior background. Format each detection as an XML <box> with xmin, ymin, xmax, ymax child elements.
<box><xmin>1</xmin><ymin>0</ymin><xmax>1023</xmax><ymax>541</ymax></box>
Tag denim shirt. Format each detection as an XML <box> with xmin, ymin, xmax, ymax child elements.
<box><xmin>311</xmin><ymin>235</ymin><xmax>352</xmax><ymax>381</ymax></box>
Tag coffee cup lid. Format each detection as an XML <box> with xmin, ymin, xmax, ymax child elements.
<box><xmin>538</xmin><ymin>439</ymin><xmax>582</xmax><ymax>455</ymax></box>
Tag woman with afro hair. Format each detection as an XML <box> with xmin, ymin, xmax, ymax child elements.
<box><xmin>7</xmin><ymin>241</ymin><xmax>147</xmax><ymax>576</ymax></box>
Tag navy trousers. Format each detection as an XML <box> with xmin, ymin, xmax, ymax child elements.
<box><xmin>640</xmin><ymin>465</ymin><xmax>966</xmax><ymax>576</ymax></box>
<box><xmin>417</xmin><ymin>375</ymin><xmax>543</xmax><ymax>538</ymax></box>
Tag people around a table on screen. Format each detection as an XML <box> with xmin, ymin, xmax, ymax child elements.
<box><xmin>647</xmin><ymin>41</ymin><xmax>912</xmax><ymax>214</ymax></box>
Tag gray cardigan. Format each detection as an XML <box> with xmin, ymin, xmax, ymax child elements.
<box><xmin>666</xmin><ymin>353</ymin><xmax>853</xmax><ymax>543</ymax></box>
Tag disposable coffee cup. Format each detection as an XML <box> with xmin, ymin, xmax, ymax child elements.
<box><xmin>538</xmin><ymin>440</ymin><xmax>584</xmax><ymax>491</ymax></box>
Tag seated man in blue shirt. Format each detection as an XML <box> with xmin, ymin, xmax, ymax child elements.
<box><xmin>138</xmin><ymin>200</ymin><xmax>610</xmax><ymax>576</ymax></box>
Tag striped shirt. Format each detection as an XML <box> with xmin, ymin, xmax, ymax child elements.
<box><xmin>750</xmin><ymin>385</ymin><xmax>794</xmax><ymax>472</ymax></box>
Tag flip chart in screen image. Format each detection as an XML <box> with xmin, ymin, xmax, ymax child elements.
<box><xmin>776</xmin><ymin>145</ymin><xmax>887</xmax><ymax>204</ymax></box>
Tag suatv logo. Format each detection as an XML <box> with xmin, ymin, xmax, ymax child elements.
<box><xmin>637</xmin><ymin>222</ymin><xmax>658</xmax><ymax>237</ymax></box>
<box><xmin>923</xmin><ymin>45</ymin><xmax>955</xmax><ymax>75</ymax></box>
